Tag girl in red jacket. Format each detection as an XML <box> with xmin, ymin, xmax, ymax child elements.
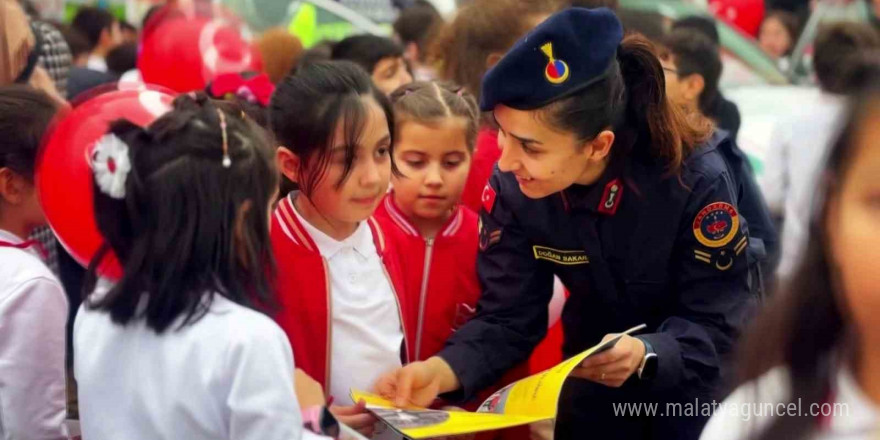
<box><xmin>373</xmin><ymin>82</ymin><xmax>528</xmax><ymax>434</ymax></box>
<box><xmin>268</xmin><ymin>61</ymin><xmax>415</xmax><ymax>438</ymax></box>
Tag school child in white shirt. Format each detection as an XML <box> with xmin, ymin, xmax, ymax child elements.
<box><xmin>701</xmin><ymin>85</ymin><xmax>880</xmax><ymax>440</ymax></box>
<box><xmin>268</xmin><ymin>61</ymin><xmax>413</xmax><ymax>438</ymax></box>
<box><xmin>0</xmin><ymin>85</ymin><xmax>67</xmax><ymax>440</ymax></box>
<box><xmin>73</xmin><ymin>94</ymin><xmax>328</xmax><ymax>440</ymax></box>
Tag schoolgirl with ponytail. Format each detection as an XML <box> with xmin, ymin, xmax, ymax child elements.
<box><xmin>374</xmin><ymin>8</ymin><xmax>756</xmax><ymax>440</ymax></box>
<box><xmin>74</xmin><ymin>93</ymin><xmax>330</xmax><ymax>440</ymax></box>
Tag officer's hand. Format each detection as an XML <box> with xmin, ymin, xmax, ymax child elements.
<box><xmin>373</xmin><ymin>357</ymin><xmax>460</xmax><ymax>408</ymax></box>
<box><xmin>571</xmin><ymin>334</ymin><xmax>646</xmax><ymax>388</ymax></box>
<box><xmin>329</xmin><ymin>400</ymin><xmax>377</xmax><ymax>437</ymax></box>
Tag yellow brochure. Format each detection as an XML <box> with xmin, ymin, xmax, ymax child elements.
<box><xmin>351</xmin><ymin>324</ymin><xmax>646</xmax><ymax>439</ymax></box>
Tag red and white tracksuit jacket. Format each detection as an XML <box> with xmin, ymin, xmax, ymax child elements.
<box><xmin>269</xmin><ymin>194</ymin><xmax>416</xmax><ymax>393</ymax></box>
<box><xmin>374</xmin><ymin>195</ymin><xmax>530</xmax><ymax>418</ymax></box>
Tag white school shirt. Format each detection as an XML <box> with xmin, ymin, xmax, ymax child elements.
<box><xmin>291</xmin><ymin>204</ymin><xmax>404</xmax><ymax>406</ymax></box>
<box><xmin>700</xmin><ymin>366</ymin><xmax>879</xmax><ymax>440</ymax></box>
<box><xmin>74</xmin><ymin>289</ymin><xmax>325</xmax><ymax>440</ymax></box>
<box><xmin>86</xmin><ymin>55</ymin><xmax>107</xmax><ymax>72</ymax></box>
<box><xmin>759</xmin><ymin>92</ymin><xmax>846</xmax><ymax>281</ymax></box>
<box><xmin>0</xmin><ymin>229</ymin><xmax>68</xmax><ymax>440</ymax></box>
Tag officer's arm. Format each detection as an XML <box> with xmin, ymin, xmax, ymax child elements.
<box><xmin>437</xmin><ymin>178</ymin><xmax>554</xmax><ymax>402</ymax></box>
<box><xmin>638</xmin><ymin>173</ymin><xmax>755</xmax><ymax>393</ymax></box>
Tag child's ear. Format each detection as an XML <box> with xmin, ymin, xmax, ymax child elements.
<box><xmin>0</xmin><ymin>168</ymin><xmax>25</xmax><ymax>205</ymax></box>
<box><xmin>276</xmin><ymin>147</ymin><xmax>301</xmax><ymax>183</ymax></box>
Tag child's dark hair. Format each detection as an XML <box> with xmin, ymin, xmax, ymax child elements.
<box><xmin>106</xmin><ymin>42</ymin><xmax>137</xmax><ymax>76</ymax></box>
<box><xmin>389</xmin><ymin>81</ymin><xmax>479</xmax><ymax>151</ymax></box>
<box><xmin>538</xmin><ymin>34</ymin><xmax>713</xmax><ymax>175</ymax></box>
<box><xmin>813</xmin><ymin>22</ymin><xmax>880</xmax><ymax>95</ymax></box>
<box><xmin>85</xmin><ymin>93</ymin><xmax>279</xmax><ymax>334</ymax></box>
<box><xmin>71</xmin><ymin>6</ymin><xmax>117</xmax><ymax>50</ymax></box>
<box><xmin>0</xmin><ymin>85</ymin><xmax>58</xmax><ymax>181</ymax></box>
<box><xmin>393</xmin><ymin>3</ymin><xmax>443</xmax><ymax>63</ymax></box>
<box><xmin>762</xmin><ymin>10</ymin><xmax>801</xmax><ymax>55</ymax></box>
<box><xmin>736</xmin><ymin>83</ymin><xmax>880</xmax><ymax>440</ymax></box>
<box><xmin>661</xmin><ymin>28</ymin><xmax>723</xmax><ymax>117</ymax></box>
<box><xmin>331</xmin><ymin>35</ymin><xmax>405</xmax><ymax>75</ymax></box>
<box><xmin>269</xmin><ymin>60</ymin><xmax>397</xmax><ymax>197</ymax></box>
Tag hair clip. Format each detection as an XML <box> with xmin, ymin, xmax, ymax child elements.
<box><xmin>456</xmin><ymin>88</ymin><xmax>465</xmax><ymax>97</ymax></box>
<box><xmin>216</xmin><ymin>109</ymin><xmax>231</xmax><ymax>168</ymax></box>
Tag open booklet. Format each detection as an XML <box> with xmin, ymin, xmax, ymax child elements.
<box><xmin>351</xmin><ymin>324</ymin><xmax>647</xmax><ymax>439</ymax></box>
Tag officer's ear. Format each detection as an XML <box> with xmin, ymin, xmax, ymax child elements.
<box><xmin>276</xmin><ymin>147</ymin><xmax>301</xmax><ymax>183</ymax></box>
<box><xmin>584</xmin><ymin>130</ymin><xmax>614</xmax><ymax>162</ymax></box>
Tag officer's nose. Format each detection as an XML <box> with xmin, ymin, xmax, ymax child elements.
<box><xmin>497</xmin><ymin>130</ymin><xmax>520</xmax><ymax>173</ymax></box>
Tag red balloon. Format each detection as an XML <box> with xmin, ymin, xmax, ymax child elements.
<box><xmin>37</xmin><ymin>85</ymin><xmax>176</xmax><ymax>279</ymax></box>
<box><xmin>139</xmin><ymin>16</ymin><xmax>262</xmax><ymax>93</ymax></box>
<box><xmin>709</xmin><ymin>0</ymin><xmax>765</xmax><ymax>37</ymax></box>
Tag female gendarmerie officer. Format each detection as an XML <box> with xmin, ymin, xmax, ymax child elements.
<box><xmin>375</xmin><ymin>8</ymin><xmax>757</xmax><ymax>440</ymax></box>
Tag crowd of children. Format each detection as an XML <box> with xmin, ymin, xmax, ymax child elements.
<box><xmin>1</xmin><ymin>1</ymin><xmax>879</xmax><ymax>440</ymax></box>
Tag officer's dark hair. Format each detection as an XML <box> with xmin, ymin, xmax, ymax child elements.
<box><xmin>540</xmin><ymin>34</ymin><xmax>713</xmax><ymax>175</ymax></box>
<box><xmin>389</xmin><ymin>81</ymin><xmax>480</xmax><ymax>152</ymax></box>
<box><xmin>84</xmin><ymin>93</ymin><xmax>279</xmax><ymax>334</ymax></box>
<box><xmin>393</xmin><ymin>2</ymin><xmax>443</xmax><ymax>63</ymax></box>
<box><xmin>661</xmin><ymin>28</ymin><xmax>723</xmax><ymax>116</ymax></box>
<box><xmin>270</xmin><ymin>61</ymin><xmax>397</xmax><ymax>197</ymax></box>
<box><xmin>331</xmin><ymin>35</ymin><xmax>405</xmax><ymax>76</ymax></box>
<box><xmin>813</xmin><ymin>22</ymin><xmax>880</xmax><ymax>95</ymax></box>
<box><xmin>57</xmin><ymin>25</ymin><xmax>91</xmax><ymax>59</ymax></box>
<box><xmin>71</xmin><ymin>6</ymin><xmax>116</xmax><ymax>50</ymax></box>
<box><xmin>736</xmin><ymin>82</ymin><xmax>880</xmax><ymax>439</ymax></box>
<box><xmin>0</xmin><ymin>85</ymin><xmax>58</xmax><ymax>182</ymax></box>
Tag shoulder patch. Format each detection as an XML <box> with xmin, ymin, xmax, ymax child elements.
<box><xmin>481</xmin><ymin>184</ymin><xmax>497</xmax><ymax>213</ymax></box>
<box><xmin>693</xmin><ymin>202</ymin><xmax>740</xmax><ymax>248</ymax></box>
<box><xmin>478</xmin><ymin>218</ymin><xmax>502</xmax><ymax>251</ymax></box>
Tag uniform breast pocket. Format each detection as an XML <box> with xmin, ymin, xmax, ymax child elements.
<box><xmin>623</xmin><ymin>279</ymin><xmax>669</xmax><ymax>317</ymax></box>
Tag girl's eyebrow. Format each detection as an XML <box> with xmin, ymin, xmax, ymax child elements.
<box><xmin>374</xmin><ymin>134</ymin><xmax>392</xmax><ymax>147</ymax></box>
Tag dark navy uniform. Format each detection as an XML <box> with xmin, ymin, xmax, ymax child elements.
<box><xmin>436</xmin><ymin>7</ymin><xmax>757</xmax><ymax>440</ymax></box>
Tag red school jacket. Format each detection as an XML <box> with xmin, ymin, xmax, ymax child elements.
<box><xmin>374</xmin><ymin>195</ymin><xmax>530</xmax><ymax>415</ymax></box>
<box><xmin>461</xmin><ymin>127</ymin><xmax>502</xmax><ymax>214</ymax></box>
<box><xmin>269</xmin><ymin>194</ymin><xmax>416</xmax><ymax>394</ymax></box>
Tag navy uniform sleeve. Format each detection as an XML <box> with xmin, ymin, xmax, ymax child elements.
<box><xmin>638</xmin><ymin>170</ymin><xmax>756</xmax><ymax>394</ymax></box>
<box><xmin>437</xmin><ymin>173</ymin><xmax>554</xmax><ymax>401</ymax></box>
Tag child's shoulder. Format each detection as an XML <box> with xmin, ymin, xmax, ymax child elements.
<box><xmin>0</xmin><ymin>247</ymin><xmax>62</xmax><ymax>298</ymax></box>
<box><xmin>204</xmin><ymin>296</ymin><xmax>289</xmax><ymax>346</ymax></box>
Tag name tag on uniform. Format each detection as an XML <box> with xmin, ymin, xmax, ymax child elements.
<box><xmin>532</xmin><ymin>246</ymin><xmax>589</xmax><ymax>265</ymax></box>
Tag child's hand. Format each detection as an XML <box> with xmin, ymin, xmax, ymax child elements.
<box><xmin>294</xmin><ymin>369</ymin><xmax>325</xmax><ymax>408</ymax></box>
<box><xmin>329</xmin><ymin>399</ymin><xmax>378</xmax><ymax>437</ymax></box>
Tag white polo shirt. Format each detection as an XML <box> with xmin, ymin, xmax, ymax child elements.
<box><xmin>0</xmin><ymin>229</ymin><xmax>68</xmax><ymax>440</ymax></box>
<box><xmin>291</xmin><ymin>204</ymin><xmax>404</xmax><ymax>406</ymax></box>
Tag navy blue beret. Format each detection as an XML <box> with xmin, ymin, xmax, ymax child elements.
<box><xmin>479</xmin><ymin>7</ymin><xmax>624</xmax><ymax>111</ymax></box>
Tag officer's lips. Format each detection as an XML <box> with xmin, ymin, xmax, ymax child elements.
<box><xmin>514</xmin><ymin>174</ymin><xmax>535</xmax><ymax>186</ymax></box>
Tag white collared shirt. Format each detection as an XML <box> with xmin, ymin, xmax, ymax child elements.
<box><xmin>0</xmin><ymin>229</ymin><xmax>68</xmax><ymax>440</ymax></box>
<box><xmin>701</xmin><ymin>365</ymin><xmax>879</xmax><ymax>439</ymax></box>
<box><xmin>291</xmin><ymin>202</ymin><xmax>404</xmax><ymax>406</ymax></box>
<box><xmin>86</xmin><ymin>55</ymin><xmax>107</xmax><ymax>72</ymax></box>
<box><xmin>74</xmin><ymin>286</ymin><xmax>326</xmax><ymax>440</ymax></box>
<box><xmin>759</xmin><ymin>92</ymin><xmax>846</xmax><ymax>281</ymax></box>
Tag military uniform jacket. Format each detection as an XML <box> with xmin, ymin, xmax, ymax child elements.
<box><xmin>438</xmin><ymin>136</ymin><xmax>757</xmax><ymax>404</ymax></box>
